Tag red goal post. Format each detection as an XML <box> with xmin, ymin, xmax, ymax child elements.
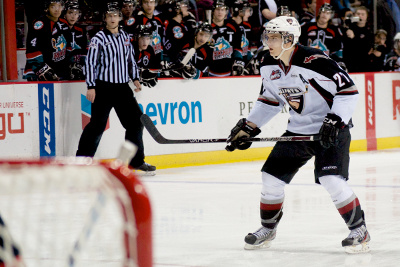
<box><xmin>0</xmin><ymin>158</ymin><xmax>152</xmax><ymax>267</ymax></box>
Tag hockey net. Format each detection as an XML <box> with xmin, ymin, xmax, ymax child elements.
<box><xmin>0</xmin><ymin>158</ymin><xmax>152</xmax><ymax>267</ymax></box>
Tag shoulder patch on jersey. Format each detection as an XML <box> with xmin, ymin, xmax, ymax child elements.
<box><xmin>127</xmin><ymin>18</ymin><xmax>135</xmax><ymax>26</ymax></box>
<box><xmin>270</xmin><ymin>69</ymin><xmax>281</xmax><ymax>80</ymax></box>
<box><xmin>172</xmin><ymin>26</ymin><xmax>184</xmax><ymax>39</ymax></box>
<box><xmin>304</xmin><ymin>54</ymin><xmax>329</xmax><ymax>64</ymax></box>
<box><xmin>34</xmin><ymin>21</ymin><xmax>44</xmax><ymax>30</ymax></box>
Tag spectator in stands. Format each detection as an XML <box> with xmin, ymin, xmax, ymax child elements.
<box><xmin>133</xmin><ymin>24</ymin><xmax>160</xmax><ymax>87</ymax></box>
<box><xmin>383</xmin><ymin>32</ymin><xmax>400</xmax><ymax>71</ymax></box>
<box><xmin>331</xmin><ymin>0</ymin><xmax>351</xmax><ymax>13</ymax></box>
<box><xmin>258</xmin><ymin>0</ymin><xmax>277</xmax><ymax>26</ymax></box>
<box><xmin>299</xmin><ymin>0</ymin><xmax>316</xmax><ymax>26</ymax></box>
<box><xmin>120</xmin><ymin>0</ymin><xmax>140</xmax><ymax>41</ymax></box>
<box><xmin>342</xmin><ymin>6</ymin><xmax>374</xmax><ymax>72</ymax></box>
<box><xmin>209</xmin><ymin>0</ymin><xmax>244</xmax><ymax>77</ymax></box>
<box><xmin>62</xmin><ymin>1</ymin><xmax>88</xmax><ymax>80</ymax></box>
<box><xmin>23</xmin><ymin>0</ymin><xmax>71</xmax><ymax>81</ymax></box>
<box><xmin>299</xmin><ymin>3</ymin><xmax>344</xmax><ymax>63</ymax></box>
<box><xmin>368</xmin><ymin>29</ymin><xmax>387</xmax><ymax>72</ymax></box>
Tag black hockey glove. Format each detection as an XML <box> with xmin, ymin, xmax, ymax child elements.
<box><xmin>232</xmin><ymin>60</ymin><xmax>245</xmax><ymax>76</ymax></box>
<box><xmin>319</xmin><ymin>113</ymin><xmax>345</xmax><ymax>149</ymax></box>
<box><xmin>36</xmin><ymin>64</ymin><xmax>60</xmax><ymax>81</ymax></box>
<box><xmin>182</xmin><ymin>63</ymin><xmax>197</xmax><ymax>79</ymax></box>
<box><xmin>226</xmin><ymin>118</ymin><xmax>261</xmax><ymax>152</ymax></box>
<box><xmin>70</xmin><ymin>62</ymin><xmax>84</xmax><ymax>80</ymax></box>
<box><xmin>141</xmin><ymin>69</ymin><xmax>158</xmax><ymax>88</ymax></box>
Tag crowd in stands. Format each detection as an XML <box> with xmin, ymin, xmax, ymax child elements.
<box><xmin>18</xmin><ymin>0</ymin><xmax>400</xmax><ymax>83</ymax></box>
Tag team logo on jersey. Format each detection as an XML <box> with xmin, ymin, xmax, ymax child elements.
<box><xmin>151</xmin><ymin>31</ymin><xmax>162</xmax><ymax>54</ymax></box>
<box><xmin>241</xmin><ymin>35</ymin><xmax>249</xmax><ymax>56</ymax></box>
<box><xmin>172</xmin><ymin>26</ymin><xmax>184</xmax><ymax>39</ymax></box>
<box><xmin>34</xmin><ymin>21</ymin><xmax>44</xmax><ymax>30</ymax></box>
<box><xmin>51</xmin><ymin>34</ymin><xmax>67</xmax><ymax>62</ymax></box>
<box><xmin>213</xmin><ymin>37</ymin><xmax>233</xmax><ymax>60</ymax></box>
<box><xmin>304</xmin><ymin>54</ymin><xmax>329</xmax><ymax>64</ymax></box>
<box><xmin>279</xmin><ymin>87</ymin><xmax>306</xmax><ymax>114</ymax></box>
<box><xmin>127</xmin><ymin>17</ymin><xmax>135</xmax><ymax>26</ymax></box>
<box><xmin>270</xmin><ymin>69</ymin><xmax>281</xmax><ymax>80</ymax></box>
<box><xmin>309</xmin><ymin>39</ymin><xmax>329</xmax><ymax>54</ymax></box>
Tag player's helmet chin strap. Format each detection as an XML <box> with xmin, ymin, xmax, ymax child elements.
<box><xmin>272</xmin><ymin>32</ymin><xmax>295</xmax><ymax>60</ymax></box>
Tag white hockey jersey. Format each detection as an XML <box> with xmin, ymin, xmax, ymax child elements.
<box><xmin>247</xmin><ymin>45</ymin><xmax>359</xmax><ymax>135</ymax></box>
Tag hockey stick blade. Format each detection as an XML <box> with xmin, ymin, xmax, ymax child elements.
<box><xmin>181</xmin><ymin>48</ymin><xmax>196</xmax><ymax>66</ymax></box>
<box><xmin>141</xmin><ymin>114</ymin><xmax>320</xmax><ymax>144</ymax></box>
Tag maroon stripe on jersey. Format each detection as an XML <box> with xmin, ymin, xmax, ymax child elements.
<box><xmin>226</xmin><ymin>23</ymin><xmax>237</xmax><ymax>32</ymax></box>
<box><xmin>200</xmin><ymin>47</ymin><xmax>207</xmax><ymax>59</ymax></box>
<box><xmin>257</xmin><ymin>97</ymin><xmax>279</xmax><ymax>106</ymax></box>
<box><xmin>260</xmin><ymin>202</ymin><xmax>283</xmax><ymax>211</ymax></box>
<box><xmin>338</xmin><ymin>198</ymin><xmax>360</xmax><ymax>215</ymax></box>
<box><xmin>336</xmin><ymin>90</ymin><xmax>358</xmax><ymax>95</ymax></box>
<box><xmin>243</xmin><ymin>21</ymin><xmax>251</xmax><ymax>28</ymax></box>
<box><xmin>26</xmin><ymin>51</ymin><xmax>43</xmax><ymax>59</ymax></box>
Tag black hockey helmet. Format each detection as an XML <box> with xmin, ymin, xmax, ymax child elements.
<box><xmin>196</xmin><ymin>21</ymin><xmax>212</xmax><ymax>34</ymax></box>
<box><xmin>64</xmin><ymin>0</ymin><xmax>80</xmax><ymax>12</ymax></box>
<box><xmin>277</xmin><ymin>6</ymin><xmax>291</xmax><ymax>17</ymax></box>
<box><xmin>122</xmin><ymin>0</ymin><xmax>138</xmax><ymax>6</ymax></box>
<box><xmin>103</xmin><ymin>1</ymin><xmax>122</xmax><ymax>19</ymax></box>
<box><xmin>44</xmin><ymin>0</ymin><xmax>65</xmax><ymax>10</ymax></box>
<box><xmin>195</xmin><ymin>22</ymin><xmax>213</xmax><ymax>42</ymax></box>
<box><xmin>231</xmin><ymin>0</ymin><xmax>252</xmax><ymax>16</ymax></box>
<box><xmin>319</xmin><ymin>3</ymin><xmax>334</xmax><ymax>16</ymax></box>
<box><xmin>212</xmin><ymin>0</ymin><xmax>227</xmax><ymax>11</ymax></box>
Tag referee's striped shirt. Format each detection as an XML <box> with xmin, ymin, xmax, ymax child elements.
<box><xmin>85</xmin><ymin>28</ymin><xmax>139</xmax><ymax>87</ymax></box>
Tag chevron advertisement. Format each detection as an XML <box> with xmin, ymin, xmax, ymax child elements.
<box><xmin>0</xmin><ymin>73</ymin><xmax>399</xmax><ymax>159</ymax></box>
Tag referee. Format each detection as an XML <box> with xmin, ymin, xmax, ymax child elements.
<box><xmin>76</xmin><ymin>2</ymin><xmax>156</xmax><ymax>173</ymax></box>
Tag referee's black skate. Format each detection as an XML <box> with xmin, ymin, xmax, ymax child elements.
<box><xmin>134</xmin><ymin>163</ymin><xmax>156</xmax><ymax>176</ymax></box>
<box><xmin>342</xmin><ymin>225</ymin><xmax>371</xmax><ymax>253</ymax></box>
<box><xmin>244</xmin><ymin>226</ymin><xmax>277</xmax><ymax>250</ymax></box>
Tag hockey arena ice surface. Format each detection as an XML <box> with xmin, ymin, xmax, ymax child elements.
<box><xmin>143</xmin><ymin>149</ymin><xmax>400</xmax><ymax>267</ymax></box>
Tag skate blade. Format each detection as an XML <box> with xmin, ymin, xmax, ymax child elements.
<box><xmin>134</xmin><ymin>170</ymin><xmax>156</xmax><ymax>176</ymax></box>
<box><xmin>244</xmin><ymin>241</ymin><xmax>272</xmax><ymax>250</ymax></box>
<box><xmin>344</xmin><ymin>242</ymin><xmax>370</xmax><ymax>254</ymax></box>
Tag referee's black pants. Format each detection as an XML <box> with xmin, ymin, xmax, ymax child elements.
<box><xmin>76</xmin><ymin>80</ymin><xmax>145</xmax><ymax>168</ymax></box>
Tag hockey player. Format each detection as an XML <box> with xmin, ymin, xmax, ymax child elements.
<box><xmin>299</xmin><ymin>3</ymin><xmax>344</xmax><ymax>63</ymax></box>
<box><xmin>133</xmin><ymin>24</ymin><xmax>161</xmax><ymax>87</ymax></box>
<box><xmin>171</xmin><ymin>22</ymin><xmax>213</xmax><ymax>79</ymax></box>
<box><xmin>383</xmin><ymin>32</ymin><xmax>400</xmax><ymax>71</ymax></box>
<box><xmin>209</xmin><ymin>0</ymin><xmax>244</xmax><ymax>77</ymax></box>
<box><xmin>62</xmin><ymin>1</ymin><xmax>87</xmax><ymax>80</ymax></box>
<box><xmin>163</xmin><ymin>0</ymin><xmax>190</xmax><ymax>63</ymax></box>
<box><xmin>135</xmin><ymin>0</ymin><xmax>165</xmax><ymax>58</ymax></box>
<box><xmin>226</xmin><ymin>16</ymin><xmax>370</xmax><ymax>253</ymax></box>
<box><xmin>120</xmin><ymin>0</ymin><xmax>139</xmax><ymax>41</ymax></box>
<box><xmin>23</xmin><ymin>0</ymin><xmax>71</xmax><ymax>81</ymax></box>
<box><xmin>230</xmin><ymin>0</ymin><xmax>254</xmax><ymax>75</ymax></box>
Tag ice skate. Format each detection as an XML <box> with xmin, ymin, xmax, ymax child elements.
<box><xmin>133</xmin><ymin>163</ymin><xmax>156</xmax><ymax>176</ymax></box>
<box><xmin>244</xmin><ymin>226</ymin><xmax>277</xmax><ymax>250</ymax></box>
<box><xmin>342</xmin><ymin>225</ymin><xmax>371</xmax><ymax>253</ymax></box>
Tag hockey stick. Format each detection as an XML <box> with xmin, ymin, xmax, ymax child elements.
<box><xmin>146</xmin><ymin>48</ymin><xmax>196</xmax><ymax>74</ymax></box>
<box><xmin>141</xmin><ymin>114</ymin><xmax>319</xmax><ymax>144</ymax></box>
<box><xmin>244</xmin><ymin>45</ymin><xmax>268</xmax><ymax>69</ymax></box>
